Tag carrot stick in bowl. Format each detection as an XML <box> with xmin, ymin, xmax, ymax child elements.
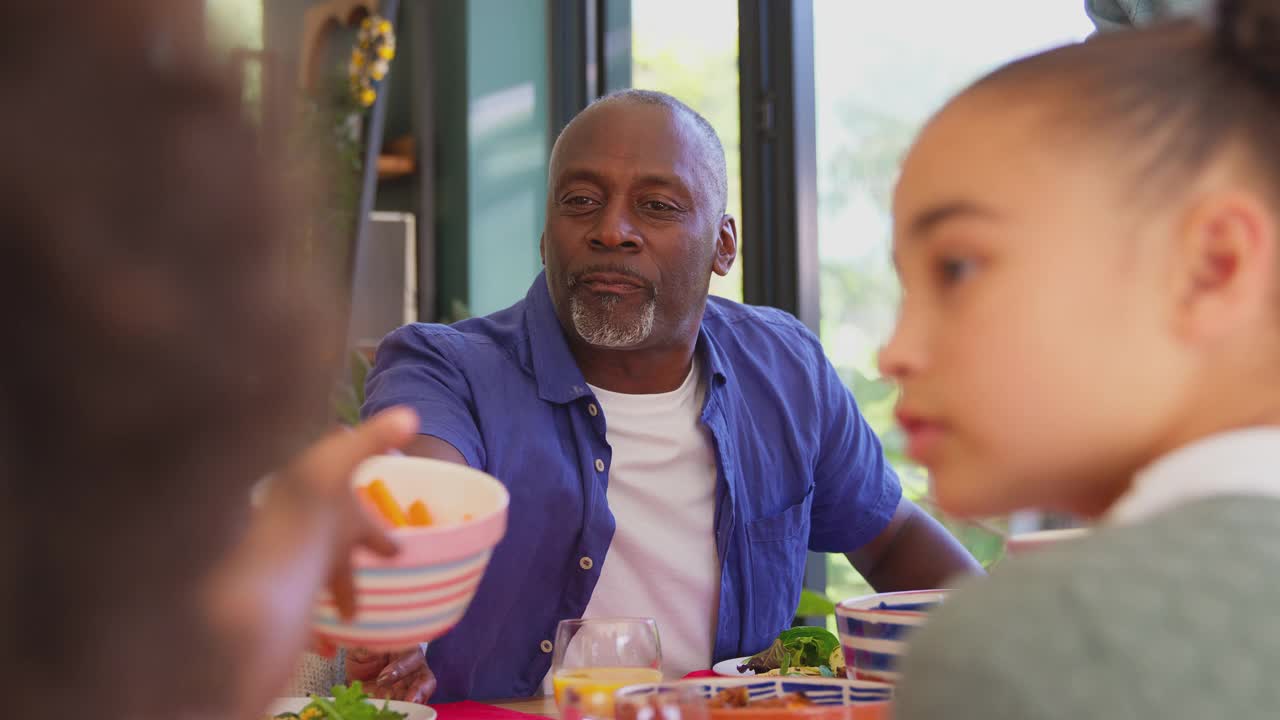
<box><xmin>407</xmin><ymin>499</ymin><xmax>433</xmax><ymax>527</ymax></box>
<box><xmin>366</xmin><ymin>478</ymin><xmax>408</xmax><ymax>527</ymax></box>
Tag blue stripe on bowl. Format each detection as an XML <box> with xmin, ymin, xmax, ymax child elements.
<box><xmin>845</xmin><ymin>646</ymin><xmax>900</xmax><ymax>673</ymax></box>
<box><xmin>313</xmin><ymin>604</ymin><xmax>464</xmax><ymax>630</ymax></box>
<box><xmin>742</xmin><ymin>681</ymin><xmax>775</xmax><ymax>700</ymax></box>
<box><xmin>842</xmin><ymin>616</ymin><xmax>916</xmax><ymax>641</ymax></box>
<box><xmin>356</xmin><ymin>549</ymin><xmax>490</xmax><ymax>577</ymax></box>
<box><xmin>778</xmin><ymin>682</ymin><xmax>844</xmax><ymax>705</ymax></box>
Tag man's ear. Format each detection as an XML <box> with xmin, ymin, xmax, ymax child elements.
<box><xmin>1171</xmin><ymin>190</ymin><xmax>1276</xmax><ymax>344</ymax></box>
<box><xmin>713</xmin><ymin>214</ymin><xmax>738</xmax><ymax>277</ymax></box>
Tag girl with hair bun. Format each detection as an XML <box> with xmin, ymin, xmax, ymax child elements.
<box><xmin>883</xmin><ymin>0</ymin><xmax>1280</xmax><ymax>717</ymax></box>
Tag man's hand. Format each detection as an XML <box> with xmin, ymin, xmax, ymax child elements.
<box><xmin>346</xmin><ymin>647</ymin><xmax>437</xmax><ymax>704</ymax></box>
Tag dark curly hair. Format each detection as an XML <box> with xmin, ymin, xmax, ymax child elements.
<box><xmin>0</xmin><ymin>2</ymin><xmax>341</xmax><ymax>717</ymax></box>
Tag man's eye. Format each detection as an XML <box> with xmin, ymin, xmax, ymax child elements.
<box><xmin>642</xmin><ymin>200</ymin><xmax>677</xmax><ymax>212</ymax></box>
<box><xmin>563</xmin><ymin>196</ymin><xmax>597</xmax><ymax>207</ymax></box>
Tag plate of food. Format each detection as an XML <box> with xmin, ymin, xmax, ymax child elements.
<box><xmin>265</xmin><ymin>682</ymin><xmax>436</xmax><ymax>720</ymax></box>
<box><xmin>714</xmin><ymin>656</ymin><xmax>757</xmax><ymax>677</ymax></box>
<box><xmin>715</xmin><ymin>628</ymin><xmax>845</xmax><ymax>678</ymax></box>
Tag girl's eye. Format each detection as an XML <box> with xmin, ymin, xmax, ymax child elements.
<box><xmin>937</xmin><ymin>256</ymin><xmax>978</xmax><ymax>286</ymax></box>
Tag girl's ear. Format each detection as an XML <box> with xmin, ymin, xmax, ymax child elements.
<box><xmin>1170</xmin><ymin>189</ymin><xmax>1277</xmax><ymax>345</ymax></box>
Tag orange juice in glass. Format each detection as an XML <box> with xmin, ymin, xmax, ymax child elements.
<box><xmin>551</xmin><ymin>618</ymin><xmax>663</xmax><ymax>719</ymax></box>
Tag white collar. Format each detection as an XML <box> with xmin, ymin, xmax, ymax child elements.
<box><xmin>1105</xmin><ymin>427</ymin><xmax>1280</xmax><ymax>526</ymax></box>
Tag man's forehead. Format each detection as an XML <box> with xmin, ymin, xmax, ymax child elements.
<box><xmin>551</xmin><ymin>102</ymin><xmax>705</xmax><ymax>181</ymax></box>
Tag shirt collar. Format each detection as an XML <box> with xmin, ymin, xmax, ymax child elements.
<box><xmin>524</xmin><ymin>272</ymin><xmax>593</xmax><ymax>404</ymax></box>
<box><xmin>1106</xmin><ymin>426</ymin><xmax>1280</xmax><ymax>526</ymax></box>
<box><xmin>694</xmin><ymin>302</ymin><xmax>731</xmax><ymax>395</ymax></box>
<box><xmin>523</xmin><ymin>272</ymin><xmax>730</xmax><ymax>404</ymax></box>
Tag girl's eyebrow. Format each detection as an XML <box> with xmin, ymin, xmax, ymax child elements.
<box><xmin>907</xmin><ymin>200</ymin><xmax>1001</xmax><ymax>238</ymax></box>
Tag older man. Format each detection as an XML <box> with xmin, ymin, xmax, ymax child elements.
<box><xmin>358</xmin><ymin>90</ymin><xmax>980</xmax><ymax>703</ymax></box>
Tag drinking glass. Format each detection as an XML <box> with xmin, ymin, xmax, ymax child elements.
<box><xmin>611</xmin><ymin>685</ymin><xmax>710</xmax><ymax>720</ymax></box>
<box><xmin>551</xmin><ymin>617</ymin><xmax>663</xmax><ymax>719</ymax></box>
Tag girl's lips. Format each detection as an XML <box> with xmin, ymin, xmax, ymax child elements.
<box><xmin>896</xmin><ymin>410</ymin><xmax>947</xmax><ymax>462</ymax></box>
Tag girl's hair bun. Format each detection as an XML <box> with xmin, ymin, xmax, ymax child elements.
<box><xmin>1216</xmin><ymin>0</ymin><xmax>1280</xmax><ymax>90</ymax></box>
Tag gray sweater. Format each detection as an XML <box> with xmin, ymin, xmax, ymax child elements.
<box><xmin>895</xmin><ymin>497</ymin><xmax>1280</xmax><ymax>719</ymax></box>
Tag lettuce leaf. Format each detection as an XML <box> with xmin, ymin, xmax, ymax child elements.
<box><xmin>777</xmin><ymin>627</ymin><xmax>840</xmax><ymax>668</ymax></box>
<box><xmin>737</xmin><ymin>627</ymin><xmax>841</xmax><ymax>674</ymax></box>
<box><xmin>296</xmin><ymin>681</ymin><xmax>408</xmax><ymax>720</ymax></box>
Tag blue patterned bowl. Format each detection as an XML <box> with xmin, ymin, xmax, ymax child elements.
<box><xmin>835</xmin><ymin>589</ymin><xmax>947</xmax><ymax>684</ymax></box>
<box><xmin>616</xmin><ymin>677</ymin><xmax>894</xmax><ymax>720</ymax></box>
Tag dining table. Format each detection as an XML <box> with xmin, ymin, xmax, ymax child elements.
<box><xmin>485</xmin><ymin>696</ymin><xmax>560</xmax><ymax>719</ymax></box>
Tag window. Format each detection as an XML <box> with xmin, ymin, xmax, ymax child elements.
<box><xmin>632</xmin><ymin>0</ymin><xmax>743</xmax><ymax>301</ymax></box>
<box><xmin>814</xmin><ymin>1</ymin><xmax>1095</xmax><ymax>604</ymax></box>
<box><xmin>205</xmin><ymin>0</ymin><xmax>265</xmax><ymax>117</ymax></box>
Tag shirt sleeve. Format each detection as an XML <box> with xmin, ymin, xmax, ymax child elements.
<box><xmin>894</xmin><ymin>563</ymin><xmax>1095</xmax><ymax>720</ymax></box>
<box><xmin>361</xmin><ymin>325</ymin><xmax>486</xmax><ymax>468</ymax></box>
<box><xmin>805</xmin><ymin>337</ymin><xmax>902</xmax><ymax>554</ymax></box>
<box><xmin>894</xmin><ymin>592</ymin><xmax>1044</xmax><ymax>720</ymax></box>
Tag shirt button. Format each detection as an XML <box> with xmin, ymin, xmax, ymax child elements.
<box><xmin>588</xmin><ymin>403</ymin><xmax>599</xmax><ymax>417</ymax></box>
<box><xmin>579</xmin><ymin>556</ymin><xmax>594</xmax><ymax>570</ymax></box>
<box><xmin>540</xmin><ymin>639</ymin><xmax>554</xmax><ymax>653</ymax></box>
<box><xmin>594</xmin><ymin>458</ymin><xmax>605</xmax><ymax>472</ymax></box>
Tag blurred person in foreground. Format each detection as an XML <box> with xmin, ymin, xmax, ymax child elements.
<box><xmin>888</xmin><ymin>0</ymin><xmax>1280</xmax><ymax>716</ymax></box>
<box><xmin>0</xmin><ymin>1</ymin><xmax>425</xmax><ymax>718</ymax></box>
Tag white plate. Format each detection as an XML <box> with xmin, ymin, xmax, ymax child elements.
<box><xmin>266</xmin><ymin>697</ymin><xmax>437</xmax><ymax>720</ymax></box>
<box><xmin>713</xmin><ymin>656</ymin><xmax>756</xmax><ymax>677</ymax></box>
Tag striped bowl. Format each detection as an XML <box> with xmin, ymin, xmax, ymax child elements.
<box><xmin>311</xmin><ymin>455</ymin><xmax>509</xmax><ymax>651</ymax></box>
<box><xmin>835</xmin><ymin>590</ymin><xmax>947</xmax><ymax>684</ymax></box>
<box><xmin>616</xmin><ymin>678</ymin><xmax>894</xmax><ymax>720</ymax></box>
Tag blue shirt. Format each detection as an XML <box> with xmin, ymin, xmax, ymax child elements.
<box><xmin>362</xmin><ymin>273</ymin><xmax>901</xmax><ymax>702</ymax></box>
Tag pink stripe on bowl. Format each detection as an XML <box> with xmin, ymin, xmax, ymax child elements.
<box><xmin>317</xmin><ymin>582</ymin><xmax>481</xmax><ymax>614</ymax></box>
<box><xmin>355</xmin><ymin>565</ymin><xmax>487</xmax><ymax>595</ymax></box>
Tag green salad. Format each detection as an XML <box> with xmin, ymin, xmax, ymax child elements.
<box><xmin>271</xmin><ymin>682</ymin><xmax>407</xmax><ymax>720</ymax></box>
<box><xmin>737</xmin><ymin>627</ymin><xmax>845</xmax><ymax>677</ymax></box>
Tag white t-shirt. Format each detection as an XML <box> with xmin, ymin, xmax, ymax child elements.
<box><xmin>553</xmin><ymin>359</ymin><xmax>722</xmax><ymax>683</ymax></box>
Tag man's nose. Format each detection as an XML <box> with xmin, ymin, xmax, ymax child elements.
<box><xmin>588</xmin><ymin>202</ymin><xmax>643</xmax><ymax>252</ymax></box>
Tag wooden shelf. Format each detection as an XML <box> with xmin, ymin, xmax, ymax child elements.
<box><xmin>377</xmin><ymin>153</ymin><xmax>414</xmax><ymax>180</ymax></box>
<box><xmin>376</xmin><ymin>134</ymin><xmax>416</xmax><ymax>181</ymax></box>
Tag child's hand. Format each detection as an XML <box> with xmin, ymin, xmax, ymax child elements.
<box><xmin>206</xmin><ymin>407</ymin><xmax>421</xmax><ymax>718</ymax></box>
<box><xmin>272</xmin><ymin>407</ymin><xmax>420</xmax><ymax>618</ymax></box>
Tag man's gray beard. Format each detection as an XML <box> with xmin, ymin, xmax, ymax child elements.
<box><xmin>568</xmin><ymin>292</ymin><xmax>657</xmax><ymax>348</ymax></box>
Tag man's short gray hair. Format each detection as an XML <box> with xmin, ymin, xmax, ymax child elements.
<box><xmin>553</xmin><ymin>89</ymin><xmax>729</xmax><ymax>216</ymax></box>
